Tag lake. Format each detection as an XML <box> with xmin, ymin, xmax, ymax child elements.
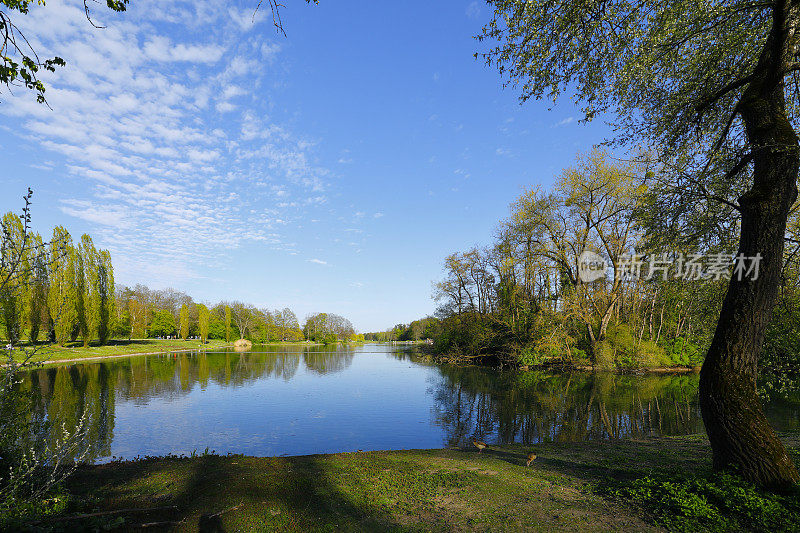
<box><xmin>15</xmin><ymin>343</ymin><xmax>800</xmax><ymax>463</ymax></box>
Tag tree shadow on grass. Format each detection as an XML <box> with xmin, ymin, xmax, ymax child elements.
<box><xmin>462</xmin><ymin>437</ymin><xmax>716</xmax><ymax>485</ymax></box>
<box><xmin>64</xmin><ymin>453</ymin><xmax>407</xmax><ymax>532</ymax></box>
<box><xmin>481</xmin><ymin>433</ymin><xmax>799</xmax><ymax>486</ymax></box>
<box><xmin>55</xmin><ymin>433</ymin><xmax>800</xmax><ymax>531</ymax></box>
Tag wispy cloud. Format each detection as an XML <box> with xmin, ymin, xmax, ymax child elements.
<box><xmin>1</xmin><ymin>0</ymin><xmax>334</xmax><ymax>285</ymax></box>
<box><xmin>307</xmin><ymin>258</ymin><xmax>327</xmax><ymax>265</ymax></box>
<box><xmin>466</xmin><ymin>1</ymin><xmax>481</xmax><ymax>19</ymax></box>
<box><xmin>554</xmin><ymin>116</ymin><xmax>575</xmax><ymax>127</ymax></box>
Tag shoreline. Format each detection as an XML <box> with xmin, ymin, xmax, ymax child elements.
<box><xmin>9</xmin><ymin>341</ymin><xmax>329</xmax><ymax>367</ymax></box>
<box><xmin>34</xmin><ymin>346</ymin><xmax>229</xmax><ymax>366</ymax></box>
<box><xmin>420</xmin><ymin>346</ymin><xmax>701</xmax><ymax>375</ymax></box>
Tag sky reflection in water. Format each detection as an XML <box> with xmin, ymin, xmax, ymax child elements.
<box><xmin>17</xmin><ymin>344</ymin><xmax>799</xmax><ymax>463</ymax></box>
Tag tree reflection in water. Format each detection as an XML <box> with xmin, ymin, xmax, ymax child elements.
<box><xmin>15</xmin><ymin>346</ymin><xmax>354</xmax><ymax>462</ymax></box>
<box><xmin>12</xmin><ymin>346</ymin><xmax>796</xmax><ymax>464</ymax></box>
<box><xmin>428</xmin><ymin>366</ymin><xmax>703</xmax><ymax>447</ymax></box>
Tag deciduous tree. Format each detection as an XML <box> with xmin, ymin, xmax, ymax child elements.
<box><xmin>198</xmin><ymin>304</ymin><xmax>209</xmax><ymax>343</ymax></box>
<box><xmin>47</xmin><ymin>227</ymin><xmax>75</xmax><ymax>346</ymax></box>
<box><xmin>179</xmin><ymin>303</ymin><xmax>189</xmax><ymax>340</ymax></box>
<box><xmin>481</xmin><ymin>0</ymin><xmax>800</xmax><ymax>487</ymax></box>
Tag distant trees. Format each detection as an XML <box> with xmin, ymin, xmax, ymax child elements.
<box><xmin>125</xmin><ymin>287</ymin><xmax>149</xmax><ymax>339</ymax></box>
<box><xmin>149</xmin><ymin>310</ymin><xmax>176</xmax><ymax>338</ymax></box>
<box><xmin>303</xmin><ymin>313</ymin><xmax>355</xmax><ymax>343</ymax></box>
<box><xmin>1</xmin><ymin>213</ymin><xmax>352</xmax><ymax>348</ymax></box>
<box><xmin>230</xmin><ymin>302</ymin><xmax>256</xmax><ymax>340</ymax></box>
<box><xmin>365</xmin><ymin>317</ymin><xmax>440</xmax><ymax>342</ymax></box>
<box><xmin>107</xmin><ymin>289</ymin><xmax>319</xmax><ymax>344</ymax></box>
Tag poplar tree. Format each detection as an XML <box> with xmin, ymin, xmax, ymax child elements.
<box><xmin>27</xmin><ymin>233</ymin><xmax>48</xmax><ymax>343</ymax></box>
<box><xmin>47</xmin><ymin>227</ymin><xmax>76</xmax><ymax>346</ymax></box>
<box><xmin>224</xmin><ymin>305</ymin><xmax>232</xmax><ymax>343</ymax></box>
<box><xmin>480</xmin><ymin>0</ymin><xmax>800</xmax><ymax>487</ymax></box>
<box><xmin>198</xmin><ymin>304</ymin><xmax>209</xmax><ymax>343</ymax></box>
<box><xmin>78</xmin><ymin>235</ymin><xmax>114</xmax><ymax>346</ymax></box>
<box><xmin>179</xmin><ymin>303</ymin><xmax>189</xmax><ymax>340</ymax></box>
<box><xmin>96</xmin><ymin>250</ymin><xmax>114</xmax><ymax>345</ymax></box>
<box><xmin>80</xmin><ymin>234</ymin><xmax>99</xmax><ymax>346</ymax></box>
<box><xmin>71</xmin><ymin>240</ymin><xmax>89</xmax><ymax>347</ymax></box>
<box><xmin>0</xmin><ymin>213</ymin><xmax>25</xmax><ymax>344</ymax></box>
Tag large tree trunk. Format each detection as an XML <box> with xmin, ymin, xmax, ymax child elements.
<box><xmin>699</xmin><ymin>4</ymin><xmax>799</xmax><ymax>489</ymax></box>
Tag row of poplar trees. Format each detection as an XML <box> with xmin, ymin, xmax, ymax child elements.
<box><xmin>0</xmin><ymin>213</ymin><xmax>114</xmax><ymax>347</ymax></box>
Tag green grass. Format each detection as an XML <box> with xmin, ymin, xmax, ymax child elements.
<box><xmin>10</xmin><ymin>339</ymin><xmax>232</xmax><ymax>364</ymax></box>
<box><xmin>20</xmin><ymin>433</ymin><xmax>799</xmax><ymax>532</ymax></box>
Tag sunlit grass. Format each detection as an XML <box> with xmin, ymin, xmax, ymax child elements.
<box><xmin>9</xmin><ymin>338</ymin><xmax>232</xmax><ymax>364</ymax></box>
<box><xmin>32</xmin><ymin>433</ymin><xmax>797</xmax><ymax>532</ymax></box>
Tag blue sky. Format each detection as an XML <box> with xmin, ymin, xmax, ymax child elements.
<box><xmin>0</xmin><ymin>0</ymin><xmax>611</xmax><ymax>332</ymax></box>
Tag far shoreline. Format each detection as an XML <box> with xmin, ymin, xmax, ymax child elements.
<box><xmin>9</xmin><ymin>339</ymin><xmax>329</xmax><ymax>367</ymax></box>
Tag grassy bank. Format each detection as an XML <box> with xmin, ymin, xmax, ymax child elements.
<box><xmin>9</xmin><ymin>339</ymin><xmax>233</xmax><ymax>364</ymax></box>
<box><xmin>22</xmin><ymin>433</ymin><xmax>800</xmax><ymax>532</ymax></box>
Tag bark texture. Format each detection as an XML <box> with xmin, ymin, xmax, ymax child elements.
<box><xmin>699</xmin><ymin>0</ymin><xmax>800</xmax><ymax>490</ymax></box>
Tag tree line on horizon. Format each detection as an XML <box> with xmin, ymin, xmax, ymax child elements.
<box><xmin>117</xmin><ymin>287</ymin><xmax>360</xmax><ymax>344</ymax></box>
<box><xmin>364</xmin><ymin>317</ymin><xmax>441</xmax><ymax>343</ymax></box>
<box><xmin>0</xmin><ymin>215</ymin><xmax>360</xmax><ymax>346</ymax></box>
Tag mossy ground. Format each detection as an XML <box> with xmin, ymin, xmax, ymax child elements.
<box><xmin>24</xmin><ymin>433</ymin><xmax>798</xmax><ymax>532</ymax></box>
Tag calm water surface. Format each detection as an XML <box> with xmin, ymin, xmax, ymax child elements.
<box><xmin>17</xmin><ymin>343</ymin><xmax>800</xmax><ymax>463</ymax></box>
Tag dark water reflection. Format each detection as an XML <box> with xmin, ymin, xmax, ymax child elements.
<box><xmin>13</xmin><ymin>344</ymin><xmax>798</xmax><ymax>463</ymax></box>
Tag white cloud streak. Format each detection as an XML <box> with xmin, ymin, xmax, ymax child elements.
<box><xmin>1</xmin><ymin>0</ymin><xmax>332</xmax><ymax>285</ymax></box>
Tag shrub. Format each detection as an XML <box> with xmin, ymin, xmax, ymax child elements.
<box><xmin>593</xmin><ymin>340</ymin><xmax>615</xmax><ymax>370</ymax></box>
<box><xmin>663</xmin><ymin>337</ymin><xmax>703</xmax><ymax>367</ymax></box>
<box><xmin>637</xmin><ymin>339</ymin><xmax>665</xmax><ymax>368</ymax></box>
<box><xmin>602</xmin><ymin>472</ymin><xmax>800</xmax><ymax>532</ymax></box>
<box><xmin>516</xmin><ymin>344</ymin><xmax>540</xmax><ymax>366</ymax></box>
<box><xmin>1</xmin><ymin>349</ymin><xmax>91</xmax><ymax>528</ymax></box>
<box><xmin>569</xmin><ymin>347</ymin><xmax>589</xmax><ymax>364</ymax></box>
<box><xmin>595</xmin><ymin>325</ymin><xmax>667</xmax><ymax>370</ymax></box>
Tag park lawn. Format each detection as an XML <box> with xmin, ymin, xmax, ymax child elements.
<box><xmin>11</xmin><ymin>339</ymin><xmax>232</xmax><ymax>364</ymax></box>
<box><xmin>39</xmin><ymin>433</ymin><xmax>800</xmax><ymax>532</ymax></box>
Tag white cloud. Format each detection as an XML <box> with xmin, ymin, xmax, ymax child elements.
<box><xmin>0</xmin><ymin>0</ymin><xmax>337</xmax><ymax>286</ymax></box>
<box><xmin>228</xmin><ymin>7</ymin><xmax>266</xmax><ymax>31</ymax></box>
<box><xmin>307</xmin><ymin>258</ymin><xmax>327</xmax><ymax>265</ymax></box>
<box><xmin>143</xmin><ymin>36</ymin><xmax>225</xmax><ymax>63</ymax></box>
<box><xmin>554</xmin><ymin>116</ymin><xmax>575</xmax><ymax>127</ymax></box>
<box><xmin>466</xmin><ymin>1</ymin><xmax>481</xmax><ymax>19</ymax></box>
<box><xmin>215</xmin><ymin>101</ymin><xmax>237</xmax><ymax>113</ymax></box>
